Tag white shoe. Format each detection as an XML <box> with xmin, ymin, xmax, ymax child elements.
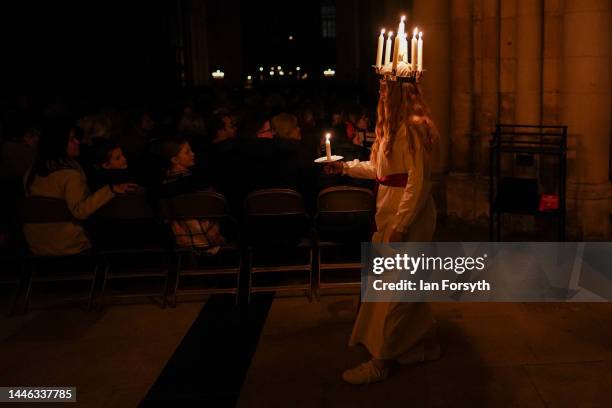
<box><xmin>342</xmin><ymin>360</ymin><xmax>389</xmax><ymax>385</ymax></box>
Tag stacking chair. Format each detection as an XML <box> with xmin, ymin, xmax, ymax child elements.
<box><xmin>245</xmin><ymin>189</ymin><xmax>314</xmax><ymax>301</ymax></box>
<box><xmin>95</xmin><ymin>193</ymin><xmax>170</xmax><ymax>308</ymax></box>
<box><xmin>20</xmin><ymin>197</ymin><xmax>99</xmax><ymax>312</ymax></box>
<box><xmin>0</xmin><ymin>241</ymin><xmax>26</xmax><ymax>315</ymax></box>
<box><xmin>315</xmin><ymin>186</ymin><xmax>375</xmax><ymax>296</ymax></box>
<box><xmin>159</xmin><ymin>192</ymin><xmax>241</xmax><ymax>305</ymax></box>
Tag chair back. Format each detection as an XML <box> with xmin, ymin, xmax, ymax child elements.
<box><xmin>317</xmin><ymin>186</ymin><xmax>375</xmax><ymax>213</ymax></box>
<box><xmin>97</xmin><ymin>193</ymin><xmax>156</xmax><ymax>220</ymax></box>
<box><xmin>316</xmin><ymin>186</ymin><xmax>375</xmax><ymax>242</ymax></box>
<box><xmin>159</xmin><ymin>191</ymin><xmax>229</xmax><ymax>220</ymax></box>
<box><xmin>245</xmin><ymin>189</ymin><xmax>309</xmax><ymax>245</ymax></box>
<box><xmin>20</xmin><ymin>197</ymin><xmax>74</xmax><ymax>224</ymax></box>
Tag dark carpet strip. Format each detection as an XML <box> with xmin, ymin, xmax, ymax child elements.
<box><xmin>140</xmin><ymin>294</ymin><xmax>274</xmax><ymax>407</ymax></box>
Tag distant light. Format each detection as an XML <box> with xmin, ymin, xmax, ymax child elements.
<box><xmin>269</xmin><ymin>71</ymin><xmax>275</xmax><ymax>76</ymax></box>
<box><xmin>296</xmin><ymin>66</ymin><xmax>301</xmax><ymax>71</ymax></box>
<box><xmin>288</xmin><ymin>35</ymin><xmax>294</xmax><ymax>41</ymax></box>
<box><xmin>323</xmin><ymin>68</ymin><xmax>335</xmax><ymax>77</ymax></box>
<box><xmin>288</xmin><ymin>71</ymin><xmax>293</xmax><ymax>75</ymax></box>
<box><xmin>270</xmin><ymin>67</ymin><xmax>275</xmax><ymax>71</ymax></box>
<box><xmin>212</xmin><ymin>69</ymin><xmax>224</xmax><ymax>79</ymax></box>
<box><xmin>277</xmin><ymin>65</ymin><xmax>282</xmax><ymax>70</ymax></box>
<box><xmin>259</xmin><ymin>67</ymin><xmax>264</xmax><ymax>72</ymax></box>
<box><xmin>302</xmin><ymin>73</ymin><xmax>308</xmax><ymax>79</ymax></box>
<box><xmin>247</xmin><ymin>75</ymin><xmax>252</xmax><ymax>80</ymax></box>
<box><xmin>279</xmin><ymin>71</ymin><xmax>285</xmax><ymax>76</ymax></box>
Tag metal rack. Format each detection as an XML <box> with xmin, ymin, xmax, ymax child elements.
<box><xmin>489</xmin><ymin>124</ymin><xmax>568</xmax><ymax>241</ymax></box>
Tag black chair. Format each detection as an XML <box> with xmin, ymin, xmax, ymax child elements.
<box><xmin>159</xmin><ymin>192</ymin><xmax>241</xmax><ymax>305</ymax></box>
<box><xmin>245</xmin><ymin>189</ymin><xmax>314</xmax><ymax>301</ymax></box>
<box><xmin>315</xmin><ymin>186</ymin><xmax>375</xmax><ymax>297</ymax></box>
<box><xmin>19</xmin><ymin>197</ymin><xmax>99</xmax><ymax>312</ymax></box>
<box><xmin>95</xmin><ymin>193</ymin><xmax>170</xmax><ymax>308</ymax></box>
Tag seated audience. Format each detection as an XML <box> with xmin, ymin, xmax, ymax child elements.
<box><xmin>156</xmin><ymin>137</ymin><xmax>225</xmax><ymax>254</ymax></box>
<box><xmin>86</xmin><ymin>140</ymin><xmax>137</xmax><ymax>191</ymax></box>
<box><xmin>22</xmin><ymin>118</ymin><xmax>136</xmax><ymax>256</ymax></box>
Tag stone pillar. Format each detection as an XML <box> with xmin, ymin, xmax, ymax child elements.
<box><xmin>563</xmin><ymin>0</ymin><xmax>611</xmax><ymax>239</ymax></box>
<box><xmin>472</xmin><ymin>0</ymin><xmax>500</xmax><ymax>217</ymax></box>
<box><xmin>412</xmin><ymin>0</ymin><xmax>451</xmax><ymax>176</ymax></box>
<box><xmin>412</xmin><ymin>0</ymin><xmax>452</xmax><ymax>216</ymax></box>
<box><xmin>446</xmin><ymin>0</ymin><xmax>476</xmax><ymax>219</ymax></box>
<box><xmin>450</xmin><ymin>0</ymin><xmax>474</xmax><ymax>174</ymax></box>
<box><xmin>187</xmin><ymin>0</ymin><xmax>209</xmax><ymax>86</ymax></box>
<box><xmin>515</xmin><ymin>0</ymin><xmax>543</xmax><ymax>124</ymax></box>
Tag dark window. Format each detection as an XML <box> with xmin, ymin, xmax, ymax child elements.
<box><xmin>321</xmin><ymin>1</ymin><xmax>336</xmax><ymax>38</ymax></box>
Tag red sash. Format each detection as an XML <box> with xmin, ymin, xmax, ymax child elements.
<box><xmin>372</xmin><ymin>173</ymin><xmax>409</xmax><ymax>232</ymax></box>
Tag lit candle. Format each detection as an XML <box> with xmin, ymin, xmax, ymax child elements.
<box><xmin>402</xmin><ymin>33</ymin><xmax>408</xmax><ymax>63</ymax></box>
<box><xmin>384</xmin><ymin>31</ymin><xmax>393</xmax><ymax>66</ymax></box>
<box><xmin>417</xmin><ymin>32</ymin><xmax>423</xmax><ymax>72</ymax></box>
<box><xmin>376</xmin><ymin>29</ymin><xmax>385</xmax><ymax>68</ymax></box>
<box><xmin>411</xmin><ymin>28</ymin><xmax>418</xmax><ymax>71</ymax></box>
<box><xmin>392</xmin><ymin>32</ymin><xmax>401</xmax><ymax>71</ymax></box>
<box><xmin>325</xmin><ymin>133</ymin><xmax>332</xmax><ymax>161</ymax></box>
<box><xmin>398</xmin><ymin>16</ymin><xmax>406</xmax><ymax>62</ymax></box>
<box><xmin>398</xmin><ymin>15</ymin><xmax>406</xmax><ymax>38</ymax></box>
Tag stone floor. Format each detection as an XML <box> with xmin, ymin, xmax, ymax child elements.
<box><xmin>0</xmin><ymin>301</ymin><xmax>204</xmax><ymax>407</ymax></box>
<box><xmin>238</xmin><ymin>296</ymin><xmax>612</xmax><ymax>408</ymax></box>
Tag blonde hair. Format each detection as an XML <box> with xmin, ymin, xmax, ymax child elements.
<box><xmin>370</xmin><ymin>80</ymin><xmax>439</xmax><ymax>167</ymax></box>
<box><xmin>271</xmin><ymin>113</ymin><xmax>299</xmax><ymax>139</ymax></box>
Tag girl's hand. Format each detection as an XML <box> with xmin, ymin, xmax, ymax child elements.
<box><xmin>323</xmin><ymin>162</ymin><xmax>343</xmax><ymax>175</ymax></box>
<box><xmin>111</xmin><ymin>183</ymin><xmax>139</xmax><ymax>194</ymax></box>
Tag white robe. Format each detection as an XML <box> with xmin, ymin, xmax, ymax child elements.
<box><xmin>344</xmin><ymin>123</ymin><xmax>436</xmax><ymax>360</ymax></box>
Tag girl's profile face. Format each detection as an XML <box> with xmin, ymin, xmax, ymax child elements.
<box><xmin>172</xmin><ymin>142</ymin><xmax>195</xmax><ymax>170</ymax></box>
<box><xmin>103</xmin><ymin>147</ymin><xmax>128</xmax><ymax>170</ymax></box>
<box><xmin>66</xmin><ymin>130</ymin><xmax>80</xmax><ymax>158</ymax></box>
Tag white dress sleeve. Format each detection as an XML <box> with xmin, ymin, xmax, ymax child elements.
<box><xmin>394</xmin><ymin>138</ymin><xmax>431</xmax><ymax>233</ymax></box>
<box><xmin>342</xmin><ymin>159</ymin><xmax>377</xmax><ymax>180</ymax></box>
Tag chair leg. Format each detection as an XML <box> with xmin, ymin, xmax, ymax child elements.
<box><xmin>98</xmin><ymin>259</ymin><xmax>110</xmax><ymax>310</ymax></box>
<box><xmin>307</xmin><ymin>248</ymin><xmax>313</xmax><ymax>302</ymax></box>
<box><xmin>169</xmin><ymin>253</ymin><xmax>181</xmax><ymax>308</ymax></box>
<box><xmin>22</xmin><ymin>260</ymin><xmax>35</xmax><ymax>315</ymax></box>
<box><xmin>247</xmin><ymin>249</ymin><xmax>253</xmax><ymax>304</ymax></box>
<box><xmin>160</xmin><ymin>254</ymin><xmax>170</xmax><ymax>309</ymax></box>
<box><xmin>87</xmin><ymin>261</ymin><xmax>100</xmax><ymax>311</ymax></box>
<box><xmin>11</xmin><ymin>258</ymin><xmax>29</xmax><ymax>316</ymax></box>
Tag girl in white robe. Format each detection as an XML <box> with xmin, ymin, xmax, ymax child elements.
<box><xmin>327</xmin><ymin>80</ymin><xmax>440</xmax><ymax>384</ymax></box>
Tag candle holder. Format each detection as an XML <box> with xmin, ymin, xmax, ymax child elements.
<box><xmin>372</xmin><ymin>65</ymin><xmax>424</xmax><ymax>83</ymax></box>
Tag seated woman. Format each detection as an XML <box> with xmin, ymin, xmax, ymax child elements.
<box><xmin>87</xmin><ymin>140</ymin><xmax>138</xmax><ymax>191</ymax></box>
<box><xmin>156</xmin><ymin>137</ymin><xmax>225</xmax><ymax>255</ymax></box>
<box><xmin>23</xmin><ymin>118</ymin><xmax>136</xmax><ymax>256</ymax></box>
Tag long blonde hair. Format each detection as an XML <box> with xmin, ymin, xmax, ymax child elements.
<box><xmin>370</xmin><ymin>79</ymin><xmax>439</xmax><ymax>167</ymax></box>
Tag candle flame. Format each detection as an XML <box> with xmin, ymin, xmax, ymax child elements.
<box><xmin>381</xmin><ymin>28</ymin><xmax>385</xmax><ymax>34</ymax></box>
<box><xmin>419</xmin><ymin>32</ymin><xmax>423</xmax><ymax>38</ymax></box>
<box><xmin>413</xmin><ymin>27</ymin><xmax>418</xmax><ymax>36</ymax></box>
<box><xmin>401</xmin><ymin>15</ymin><xmax>406</xmax><ymax>22</ymax></box>
<box><xmin>388</xmin><ymin>31</ymin><xmax>393</xmax><ymax>37</ymax></box>
<box><xmin>326</xmin><ymin>133</ymin><xmax>331</xmax><ymax>141</ymax></box>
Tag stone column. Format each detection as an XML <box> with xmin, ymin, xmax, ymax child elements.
<box><xmin>412</xmin><ymin>0</ymin><xmax>452</xmax><ymax>215</ymax></box>
<box><xmin>563</xmin><ymin>0</ymin><xmax>611</xmax><ymax>239</ymax></box>
<box><xmin>515</xmin><ymin>0</ymin><xmax>543</xmax><ymax>124</ymax></box>
<box><xmin>446</xmin><ymin>0</ymin><xmax>475</xmax><ymax>219</ymax></box>
<box><xmin>450</xmin><ymin>0</ymin><xmax>474</xmax><ymax>174</ymax></box>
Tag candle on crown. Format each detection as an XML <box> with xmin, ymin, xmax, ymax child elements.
<box><xmin>384</xmin><ymin>31</ymin><xmax>393</xmax><ymax>66</ymax></box>
<box><xmin>398</xmin><ymin>15</ymin><xmax>406</xmax><ymax>62</ymax></box>
<box><xmin>325</xmin><ymin>133</ymin><xmax>332</xmax><ymax>161</ymax></box>
<box><xmin>376</xmin><ymin>29</ymin><xmax>385</xmax><ymax>68</ymax></box>
<box><xmin>411</xmin><ymin>28</ymin><xmax>418</xmax><ymax>71</ymax></box>
<box><xmin>402</xmin><ymin>33</ymin><xmax>408</xmax><ymax>63</ymax></box>
<box><xmin>417</xmin><ymin>32</ymin><xmax>423</xmax><ymax>72</ymax></box>
<box><xmin>392</xmin><ymin>32</ymin><xmax>401</xmax><ymax>71</ymax></box>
